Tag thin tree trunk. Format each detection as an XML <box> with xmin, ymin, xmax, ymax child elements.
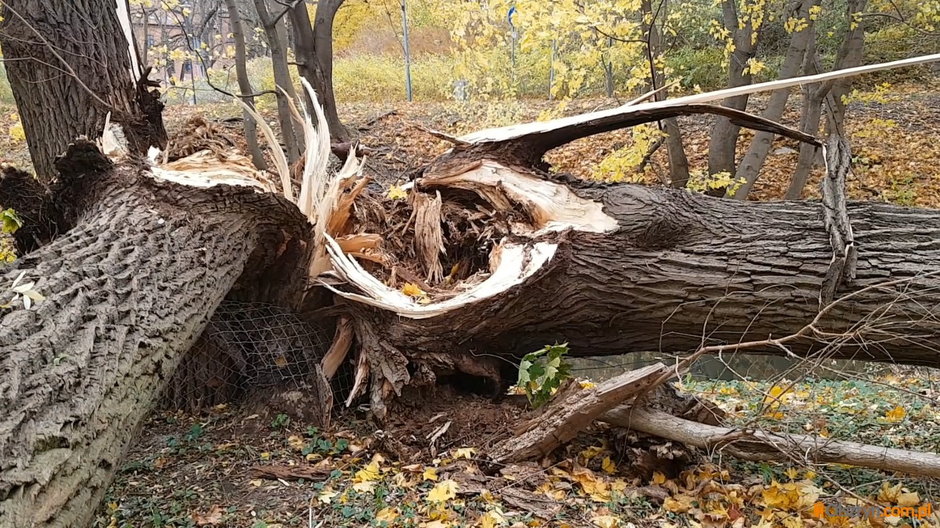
<box><xmin>785</xmin><ymin>0</ymin><xmax>868</xmax><ymax>198</ymax></box>
<box><xmin>225</xmin><ymin>0</ymin><xmax>267</xmax><ymax>170</ymax></box>
<box><xmin>0</xmin><ymin>0</ymin><xmax>167</xmax><ymax>181</ymax></box>
<box><xmin>643</xmin><ymin>0</ymin><xmax>690</xmax><ymax>188</ymax></box>
<box><xmin>732</xmin><ymin>0</ymin><xmax>819</xmax><ymax>199</ymax></box>
<box><xmin>605</xmin><ymin>406</ymin><xmax>940</xmax><ymax>478</ymax></box>
<box><xmin>827</xmin><ymin>0</ymin><xmax>868</xmax><ymax>133</ymax></box>
<box><xmin>785</xmin><ymin>51</ymin><xmax>827</xmax><ymax>199</ymax></box>
<box><xmin>140</xmin><ymin>5</ymin><xmax>150</xmax><ymax>66</ymax></box>
<box><xmin>289</xmin><ymin>0</ymin><xmax>350</xmax><ymax>142</ymax></box>
<box><xmin>253</xmin><ymin>0</ymin><xmax>302</xmax><ymax>164</ymax></box>
<box><xmin>0</xmin><ymin>143</ymin><xmax>307</xmax><ymax>527</ymax></box>
<box><xmin>707</xmin><ymin>0</ymin><xmax>758</xmax><ymax>179</ymax></box>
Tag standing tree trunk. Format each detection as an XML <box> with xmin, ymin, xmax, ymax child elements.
<box><xmin>0</xmin><ymin>143</ymin><xmax>308</xmax><ymax>527</ymax></box>
<box><xmin>642</xmin><ymin>0</ymin><xmax>690</xmax><ymax>188</ymax></box>
<box><xmin>137</xmin><ymin>3</ymin><xmax>152</xmax><ymax>67</ymax></box>
<box><xmin>785</xmin><ymin>0</ymin><xmax>868</xmax><ymax>198</ymax></box>
<box><xmin>289</xmin><ymin>0</ymin><xmax>350</xmax><ymax>142</ymax></box>
<box><xmin>731</xmin><ymin>0</ymin><xmax>819</xmax><ymax>199</ymax></box>
<box><xmin>225</xmin><ymin>0</ymin><xmax>267</xmax><ymax>170</ymax></box>
<box><xmin>707</xmin><ymin>0</ymin><xmax>759</xmax><ymax>178</ymax></box>
<box><xmin>253</xmin><ymin>0</ymin><xmax>303</xmax><ymax>164</ymax></box>
<box><xmin>0</xmin><ymin>0</ymin><xmax>167</xmax><ymax>181</ymax></box>
<box><xmin>826</xmin><ymin>0</ymin><xmax>868</xmax><ymax>133</ymax></box>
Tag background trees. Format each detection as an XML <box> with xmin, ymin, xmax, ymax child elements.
<box><xmin>0</xmin><ymin>1</ymin><xmax>938</xmax><ymax>526</ymax></box>
<box><xmin>1</xmin><ymin>0</ymin><xmax>927</xmax><ymax>198</ymax></box>
<box><xmin>0</xmin><ymin>0</ymin><xmax>166</xmax><ymax>181</ymax></box>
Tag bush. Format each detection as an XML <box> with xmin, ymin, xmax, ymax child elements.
<box><xmin>666</xmin><ymin>47</ymin><xmax>727</xmax><ymax>91</ymax></box>
<box><xmin>332</xmin><ymin>54</ymin><xmax>454</xmax><ymax>102</ymax></box>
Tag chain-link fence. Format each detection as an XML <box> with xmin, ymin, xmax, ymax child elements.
<box><xmin>161</xmin><ymin>300</ymin><xmax>350</xmax><ymax>413</ymax></box>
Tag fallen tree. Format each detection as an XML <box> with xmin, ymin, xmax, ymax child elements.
<box><xmin>327</xmin><ymin>115</ymin><xmax>940</xmax><ymax>418</ymax></box>
<box><xmin>3</xmin><ymin>58</ymin><xmax>940</xmax><ymax>525</ymax></box>
<box><xmin>0</xmin><ymin>142</ymin><xmax>310</xmax><ymax>527</ymax></box>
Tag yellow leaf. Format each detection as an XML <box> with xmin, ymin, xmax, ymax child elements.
<box><xmin>897</xmin><ymin>491</ymin><xmax>920</xmax><ymax>507</ymax></box>
<box><xmin>879</xmin><ymin>482</ymin><xmax>903</xmax><ymax>502</ymax></box>
<box><xmin>601</xmin><ymin>457</ymin><xmax>616</xmax><ymax>475</ymax></box>
<box><xmin>8</xmin><ymin>120</ymin><xmax>25</xmax><ymax>143</ymax></box>
<box><xmin>785</xmin><ymin>468</ymin><xmax>799</xmax><ymax>481</ymax></box>
<box><xmin>580</xmin><ymin>446</ymin><xmax>604</xmax><ymax>460</ymax></box>
<box><xmin>480</xmin><ymin>510</ymin><xmax>505</xmax><ymax>528</ymax></box>
<box><xmin>427</xmin><ymin>479</ymin><xmax>458</xmax><ymax>503</ymax></box>
<box><xmin>454</xmin><ymin>447</ymin><xmax>476</xmax><ymax>459</ymax></box>
<box><xmin>354</xmin><ymin>460</ymin><xmax>381</xmax><ymax>483</ymax></box>
<box><xmin>386</xmin><ymin>185</ymin><xmax>408</xmax><ymax>200</ymax></box>
<box><xmin>579</xmin><ymin>380</ymin><xmax>597</xmax><ymax>390</ymax></box>
<box><xmin>652</xmin><ymin>472</ymin><xmax>667</xmax><ymax>485</ymax></box>
<box><xmin>287</xmin><ymin>435</ymin><xmax>305</xmax><ymax>451</ymax></box>
<box><xmin>423</xmin><ymin>467</ymin><xmax>439</xmax><ymax>481</ymax></box>
<box><xmin>402</xmin><ymin>283</ymin><xmax>426</xmax><ymax>298</ymax></box>
<box><xmin>664</xmin><ymin>495</ymin><xmax>694</xmax><ymax>513</ymax></box>
<box><xmin>353</xmin><ymin>481</ymin><xmax>376</xmax><ymax>493</ymax></box>
<box><xmin>884</xmin><ymin>406</ymin><xmax>906</xmax><ymax>423</ymax></box>
<box><xmin>592</xmin><ymin>515</ymin><xmax>620</xmax><ymax>528</ymax></box>
<box><xmin>376</xmin><ymin>507</ymin><xmax>398</xmax><ymax>522</ymax></box>
<box><xmin>571</xmin><ymin>467</ymin><xmax>610</xmax><ymax>502</ymax></box>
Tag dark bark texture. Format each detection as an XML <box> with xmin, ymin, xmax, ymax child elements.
<box><xmin>289</xmin><ymin>0</ymin><xmax>350</xmax><ymax>142</ymax></box>
<box><xmin>0</xmin><ymin>0</ymin><xmax>167</xmax><ymax>181</ymax></box>
<box><xmin>224</xmin><ymin>0</ymin><xmax>268</xmax><ymax>171</ymax></box>
<box><xmin>0</xmin><ymin>143</ymin><xmax>306</xmax><ymax>527</ymax></box>
<box><xmin>350</xmin><ymin>172</ymin><xmax>940</xmax><ymax>415</ymax></box>
<box><xmin>707</xmin><ymin>0</ymin><xmax>758</xmax><ymax>178</ymax></box>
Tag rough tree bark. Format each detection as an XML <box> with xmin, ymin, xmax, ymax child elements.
<box><xmin>0</xmin><ymin>143</ymin><xmax>308</xmax><ymax>527</ymax></box>
<box><xmin>345</xmin><ymin>168</ymin><xmax>940</xmax><ymax>384</ymax></box>
<box><xmin>289</xmin><ymin>0</ymin><xmax>350</xmax><ymax>142</ymax></box>
<box><xmin>324</xmin><ymin>111</ymin><xmax>940</xmax><ymax>418</ymax></box>
<box><xmin>0</xmin><ymin>0</ymin><xmax>167</xmax><ymax>181</ymax></box>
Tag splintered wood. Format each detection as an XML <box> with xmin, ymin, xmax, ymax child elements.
<box><xmin>491</xmin><ymin>364</ymin><xmax>669</xmax><ymax>463</ymax></box>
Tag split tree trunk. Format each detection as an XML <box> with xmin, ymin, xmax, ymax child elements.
<box><xmin>0</xmin><ymin>0</ymin><xmax>166</xmax><ymax>181</ymax></box>
<box><xmin>333</xmin><ymin>151</ymin><xmax>940</xmax><ymax>418</ymax></box>
<box><xmin>0</xmin><ymin>143</ymin><xmax>308</xmax><ymax>527</ymax></box>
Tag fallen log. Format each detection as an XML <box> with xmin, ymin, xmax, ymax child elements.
<box><xmin>603</xmin><ymin>406</ymin><xmax>940</xmax><ymax>479</ymax></box>
<box><xmin>490</xmin><ymin>363</ymin><xmax>669</xmax><ymax>463</ymax></box>
<box><xmin>5</xmin><ymin>57</ymin><xmax>940</xmax><ymax>526</ymax></box>
<box><xmin>492</xmin><ymin>364</ymin><xmax>940</xmax><ymax>479</ymax></box>
<box><xmin>328</xmin><ymin>140</ymin><xmax>940</xmax><ymax>417</ymax></box>
<box><xmin>0</xmin><ymin>142</ymin><xmax>309</xmax><ymax>527</ymax></box>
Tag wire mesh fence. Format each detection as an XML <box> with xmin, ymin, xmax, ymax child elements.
<box><xmin>160</xmin><ymin>300</ymin><xmax>349</xmax><ymax>412</ymax></box>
